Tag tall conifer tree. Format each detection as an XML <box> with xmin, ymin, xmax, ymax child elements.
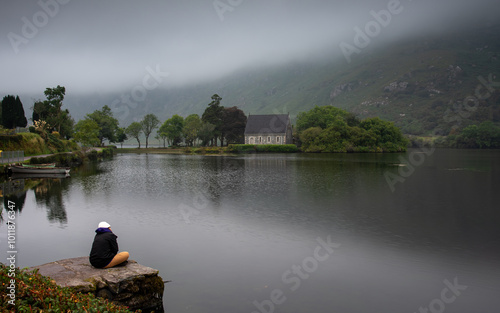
<box><xmin>1</xmin><ymin>95</ymin><xmax>27</xmax><ymax>128</ymax></box>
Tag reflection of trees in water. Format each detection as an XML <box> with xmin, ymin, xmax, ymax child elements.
<box><xmin>72</xmin><ymin>162</ymin><xmax>105</xmax><ymax>196</ymax></box>
<box><xmin>0</xmin><ymin>176</ymin><xmax>70</xmax><ymax>225</ymax></box>
<box><xmin>201</xmin><ymin>157</ymin><xmax>246</xmax><ymax>205</ymax></box>
<box><xmin>1</xmin><ymin>192</ymin><xmax>27</xmax><ymax>222</ymax></box>
<box><xmin>1</xmin><ymin>178</ymin><xmax>27</xmax><ymax>222</ymax></box>
<box><xmin>33</xmin><ymin>178</ymin><xmax>71</xmax><ymax>225</ymax></box>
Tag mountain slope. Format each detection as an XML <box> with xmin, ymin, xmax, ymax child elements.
<box><xmin>67</xmin><ymin>26</ymin><xmax>500</xmax><ymax>136</ymax></box>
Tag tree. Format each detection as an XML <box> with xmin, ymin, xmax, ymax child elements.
<box><xmin>14</xmin><ymin>95</ymin><xmax>27</xmax><ymax>128</ymax></box>
<box><xmin>157</xmin><ymin>125</ymin><xmax>169</xmax><ymax>147</ymax></box>
<box><xmin>160</xmin><ymin>115</ymin><xmax>184</xmax><ymax>147</ymax></box>
<box><xmin>154</xmin><ymin>134</ymin><xmax>162</xmax><ymax>147</ymax></box>
<box><xmin>140</xmin><ymin>114</ymin><xmax>160</xmax><ymax>148</ymax></box>
<box><xmin>42</xmin><ymin>85</ymin><xmax>65</xmax><ymax>132</ymax></box>
<box><xmin>33</xmin><ymin>85</ymin><xmax>74</xmax><ymax>138</ymax></box>
<box><xmin>359</xmin><ymin>117</ymin><xmax>407</xmax><ymax>147</ymax></box>
<box><xmin>74</xmin><ymin>119</ymin><xmax>100</xmax><ymax>148</ymax></box>
<box><xmin>476</xmin><ymin>121</ymin><xmax>500</xmax><ymax>148</ymax></box>
<box><xmin>299</xmin><ymin>127</ymin><xmax>323</xmax><ymax>152</ymax></box>
<box><xmin>459</xmin><ymin>121</ymin><xmax>500</xmax><ymax>148</ymax></box>
<box><xmin>202</xmin><ymin>94</ymin><xmax>224</xmax><ymax>146</ymax></box>
<box><xmin>32</xmin><ymin>100</ymin><xmax>48</xmax><ymax>122</ymax></box>
<box><xmin>297</xmin><ymin>106</ymin><xmax>408</xmax><ymax>152</ymax></box>
<box><xmin>296</xmin><ymin>105</ymin><xmax>351</xmax><ymax>132</ymax></box>
<box><xmin>222</xmin><ymin>106</ymin><xmax>247</xmax><ymax>144</ymax></box>
<box><xmin>116</xmin><ymin>127</ymin><xmax>127</xmax><ymax>148</ymax></box>
<box><xmin>183</xmin><ymin>114</ymin><xmax>202</xmax><ymax>146</ymax></box>
<box><xmin>126</xmin><ymin>122</ymin><xmax>143</xmax><ymax>148</ymax></box>
<box><xmin>58</xmin><ymin>109</ymin><xmax>75</xmax><ymax>139</ymax></box>
<box><xmin>1</xmin><ymin>95</ymin><xmax>27</xmax><ymax>129</ymax></box>
<box><xmin>86</xmin><ymin>105</ymin><xmax>120</xmax><ymax>145</ymax></box>
<box><xmin>198</xmin><ymin>122</ymin><xmax>216</xmax><ymax>147</ymax></box>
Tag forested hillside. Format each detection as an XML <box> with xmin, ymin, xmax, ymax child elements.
<box><xmin>66</xmin><ymin>26</ymin><xmax>500</xmax><ymax>136</ymax></box>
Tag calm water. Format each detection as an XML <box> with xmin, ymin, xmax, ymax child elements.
<box><xmin>1</xmin><ymin>149</ymin><xmax>500</xmax><ymax>312</ymax></box>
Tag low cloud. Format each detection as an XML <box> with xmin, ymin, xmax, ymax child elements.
<box><xmin>0</xmin><ymin>0</ymin><xmax>498</xmax><ymax>96</ymax></box>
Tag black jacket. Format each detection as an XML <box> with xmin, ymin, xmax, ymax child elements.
<box><xmin>89</xmin><ymin>230</ymin><xmax>118</xmax><ymax>268</ymax></box>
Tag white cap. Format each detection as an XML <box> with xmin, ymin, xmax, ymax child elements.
<box><xmin>98</xmin><ymin>221</ymin><xmax>111</xmax><ymax>228</ymax></box>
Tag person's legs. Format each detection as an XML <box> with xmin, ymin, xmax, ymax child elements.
<box><xmin>104</xmin><ymin>251</ymin><xmax>130</xmax><ymax>268</ymax></box>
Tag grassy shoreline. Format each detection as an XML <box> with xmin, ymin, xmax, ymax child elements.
<box><xmin>116</xmin><ymin>144</ymin><xmax>300</xmax><ymax>155</ymax></box>
<box><xmin>116</xmin><ymin>147</ymin><xmax>187</xmax><ymax>154</ymax></box>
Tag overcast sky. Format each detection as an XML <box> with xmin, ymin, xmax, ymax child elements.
<box><xmin>1</xmin><ymin>0</ymin><xmax>499</xmax><ymax>98</ymax></box>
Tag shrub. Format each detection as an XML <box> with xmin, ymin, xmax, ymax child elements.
<box><xmin>47</xmin><ymin>133</ymin><xmax>64</xmax><ymax>151</ymax></box>
<box><xmin>0</xmin><ymin>263</ymin><xmax>138</xmax><ymax>312</ymax></box>
<box><xmin>67</xmin><ymin>139</ymin><xmax>79</xmax><ymax>151</ymax></box>
<box><xmin>229</xmin><ymin>144</ymin><xmax>298</xmax><ymax>153</ymax></box>
<box><xmin>100</xmin><ymin>148</ymin><xmax>114</xmax><ymax>158</ymax></box>
<box><xmin>227</xmin><ymin>144</ymin><xmax>257</xmax><ymax>153</ymax></box>
<box><xmin>88</xmin><ymin>150</ymin><xmax>98</xmax><ymax>161</ymax></box>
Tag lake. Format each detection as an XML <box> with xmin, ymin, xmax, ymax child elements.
<box><xmin>1</xmin><ymin>149</ymin><xmax>500</xmax><ymax>312</ymax></box>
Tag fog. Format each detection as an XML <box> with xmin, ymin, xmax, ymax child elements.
<box><xmin>1</xmin><ymin>0</ymin><xmax>499</xmax><ymax>98</ymax></box>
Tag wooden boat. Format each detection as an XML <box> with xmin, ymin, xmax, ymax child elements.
<box><xmin>9</xmin><ymin>173</ymin><xmax>69</xmax><ymax>180</ymax></box>
<box><xmin>8</xmin><ymin>164</ymin><xmax>70</xmax><ymax>175</ymax></box>
<box><xmin>22</xmin><ymin>163</ymin><xmax>56</xmax><ymax>168</ymax></box>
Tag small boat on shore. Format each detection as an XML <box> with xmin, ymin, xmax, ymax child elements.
<box><xmin>9</xmin><ymin>172</ymin><xmax>69</xmax><ymax>180</ymax></box>
<box><xmin>8</xmin><ymin>164</ymin><xmax>70</xmax><ymax>175</ymax></box>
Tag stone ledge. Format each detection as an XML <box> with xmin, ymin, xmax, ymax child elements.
<box><xmin>30</xmin><ymin>256</ymin><xmax>164</xmax><ymax>312</ymax></box>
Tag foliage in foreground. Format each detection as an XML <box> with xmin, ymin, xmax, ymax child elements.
<box><xmin>0</xmin><ymin>263</ymin><xmax>138</xmax><ymax>313</ymax></box>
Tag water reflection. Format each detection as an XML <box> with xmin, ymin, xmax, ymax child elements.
<box><xmin>200</xmin><ymin>156</ymin><xmax>246</xmax><ymax>203</ymax></box>
<box><xmin>71</xmin><ymin>162</ymin><xmax>107</xmax><ymax>196</ymax></box>
<box><xmin>1</xmin><ymin>193</ymin><xmax>27</xmax><ymax>223</ymax></box>
<box><xmin>1</xmin><ymin>175</ymin><xmax>71</xmax><ymax>225</ymax></box>
<box><xmin>1</xmin><ymin>178</ymin><xmax>28</xmax><ymax>225</ymax></box>
<box><xmin>3</xmin><ymin>151</ymin><xmax>499</xmax><ymax>313</ymax></box>
<box><xmin>33</xmin><ymin>178</ymin><xmax>70</xmax><ymax>225</ymax></box>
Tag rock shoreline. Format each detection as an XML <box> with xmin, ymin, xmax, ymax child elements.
<box><xmin>30</xmin><ymin>257</ymin><xmax>164</xmax><ymax>312</ymax></box>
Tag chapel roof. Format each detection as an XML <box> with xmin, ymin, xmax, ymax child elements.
<box><xmin>244</xmin><ymin>114</ymin><xmax>290</xmax><ymax>134</ymax></box>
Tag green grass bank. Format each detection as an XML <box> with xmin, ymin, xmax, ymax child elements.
<box><xmin>0</xmin><ymin>132</ymin><xmax>78</xmax><ymax>156</ymax></box>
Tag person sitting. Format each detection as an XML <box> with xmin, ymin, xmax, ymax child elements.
<box><xmin>89</xmin><ymin>221</ymin><xmax>129</xmax><ymax>269</ymax></box>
